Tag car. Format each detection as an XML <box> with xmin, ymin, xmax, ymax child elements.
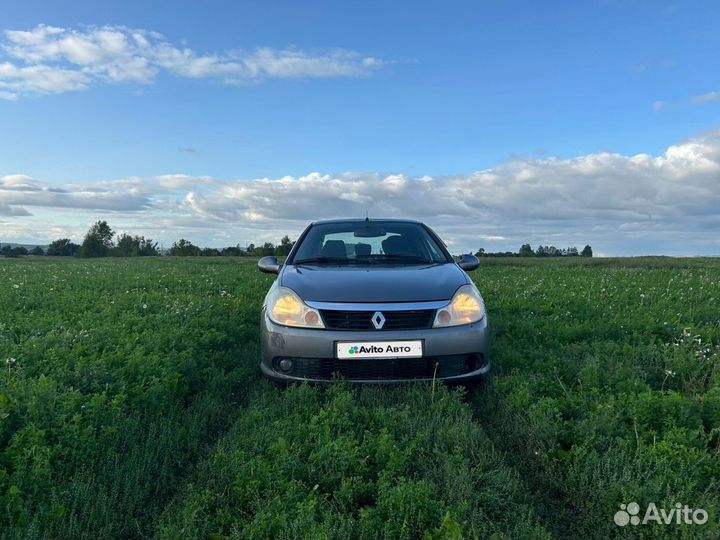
<box><xmin>257</xmin><ymin>218</ymin><xmax>490</xmax><ymax>384</ymax></box>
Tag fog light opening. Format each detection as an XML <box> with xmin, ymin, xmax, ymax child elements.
<box><xmin>465</xmin><ymin>354</ymin><xmax>481</xmax><ymax>372</ymax></box>
<box><xmin>278</xmin><ymin>358</ymin><xmax>294</xmax><ymax>373</ymax></box>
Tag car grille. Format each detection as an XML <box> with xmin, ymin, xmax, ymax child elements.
<box><xmin>320</xmin><ymin>309</ymin><xmax>435</xmax><ymax>331</ymax></box>
<box><xmin>273</xmin><ymin>354</ymin><xmax>485</xmax><ymax>381</ymax></box>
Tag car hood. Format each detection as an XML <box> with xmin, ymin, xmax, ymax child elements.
<box><xmin>280</xmin><ymin>263</ymin><xmax>468</xmax><ymax>303</ymax></box>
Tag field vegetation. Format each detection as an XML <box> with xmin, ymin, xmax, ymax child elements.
<box><xmin>1</xmin><ymin>257</ymin><xmax>718</xmax><ymax>539</ymax></box>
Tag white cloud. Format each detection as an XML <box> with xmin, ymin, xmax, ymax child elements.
<box><xmin>652</xmin><ymin>100</ymin><xmax>667</xmax><ymax>112</ymax></box>
<box><xmin>691</xmin><ymin>91</ymin><xmax>720</xmax><ymax>105</ymax></box>
<box><xmin>0</xmin><ymin>24</ymin><xmax>386</xmax><ymax>99</ymax></box>
<box><xmin>0</xmin><ymin>174</ymin><xmax>152</xmax><ymax>211</ymax></box>
<box><xmin>3</xmin><ymin>132</ymin><xmax>720</xmax><ymax>255</ymax></box>
<box><xmin>0</xmin><ymin>174</ymin><xmax>44</xmax><ymax>190</ymax></box>
<box><xmin>0</xmin><ymin>61</ymin><xmax>89</xmax><ymax>96</ymax></box>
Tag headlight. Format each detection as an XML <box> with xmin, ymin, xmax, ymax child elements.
<box><xmin>433</xmin><ymin>284</ymin><xmax>485</xmax><ymax>327</ymax></box>
<box><xmin>265</xmin><ymin>285</ymin><xmax>324</xmax><ymax>328</ymax></box>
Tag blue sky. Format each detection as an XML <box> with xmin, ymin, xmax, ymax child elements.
<box><xmin>1</xmin><ymin>0</ymin><xmax>720</xmax><ymax>255</ymax></box>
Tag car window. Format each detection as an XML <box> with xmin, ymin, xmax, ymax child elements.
<box><xmin>291</xmin><ymin>222</ymin><xmax>450</xmax><ymax>264</ymax></box>
<box><xmin>320</xmin><ymin>232</ymin><xmax>400</xmax><ymax>256</ymax></box>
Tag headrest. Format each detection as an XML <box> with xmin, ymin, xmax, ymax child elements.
<box><xmin>321</xmin><ymin>240</ymin><xmax>346</xmax><ymax>257</ymax></box>
<box><xmin>355</xmin><ymin>242</ymin><xmax>371</xmax><ymax>256</ymax></box>
<box><xmin>382</xmin><ymin>235</ymin><xmax>410</xmax><ymax>255</ymax></box>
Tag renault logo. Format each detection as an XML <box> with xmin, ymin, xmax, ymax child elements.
<box><xmin>371</xmin><ymin>311</ymin><xmax>386</xmax><ymax>329</ymax></box>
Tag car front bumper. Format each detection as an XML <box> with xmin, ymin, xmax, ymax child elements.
<box><xmin>260</xmin><ymin>309</ymin><xmax>490</xmax><ymax>384</ymax></box>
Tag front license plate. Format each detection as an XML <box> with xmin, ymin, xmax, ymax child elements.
<box><xmin>336</xmin><ymin>340</ymin><xmax>423</xmax><ymax>360</ymax></box>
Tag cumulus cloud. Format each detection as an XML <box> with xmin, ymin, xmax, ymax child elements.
<box><xmin>176</xmin><ymin>134</ymin><xmax>720</xmax><ymax>228</ymax></box>
<box><xmin>0</xmin><ymin>174</ymin><xmax>44</xmax><ymax>191</ymax></box>
<box><xmin>0</xmin><ymin>174</ymin><xmax>152</xmax><ymax>212</ymax></box>
<box><xmin>0</xmin><ymin>24</ymin><xmax>385</xmax><ymax>99</ymax></box>
<box><xmin>3</xmin><ymin>132</ymin><xmax>720</xmax><ymax>255</ymax></box>
<box><xmin>0</xmin><ymin>61</ymin><xmax>89</xmax><ymax>96</ymax></box>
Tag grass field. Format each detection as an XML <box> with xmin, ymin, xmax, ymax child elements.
<box><xmin>1</xmin><ymin>257</ymin><xmax>719</xmax><ymax>539</ymax></box>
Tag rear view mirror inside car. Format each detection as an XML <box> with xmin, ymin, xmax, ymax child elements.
<box><xmin>354</xmin><ymin>226</ymin><xmax>386</xmax><ymax>237</ymax></box>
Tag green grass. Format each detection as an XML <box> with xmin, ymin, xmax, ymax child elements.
<box><xmin>477</xmin><ymin>258</ymin><xmax>720</xmax><ymax>539</ymax></box>
<box><xmin>157</xmin><ymin>384</ymin><xmax>550</xmax><ymax>540</ymax></box>
<box><xmin>1</xmin><ymin>257</ymin><xmax>718</xmax><ymax>539</ymax></box>
<box><xmin>0</xmin><ymin>258</ymin><xmax>270</xmax><ymax>538</ymax></box>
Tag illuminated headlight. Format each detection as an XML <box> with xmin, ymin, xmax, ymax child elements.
<box><xmin>433</xmin><ymin>284</ymin><xmax>485</xmax><ymax>327</ymax></box>
<box><xmin>265</xmin><ymin>285</ymin><xmax>324</xmax><ymax>328</ymax></box>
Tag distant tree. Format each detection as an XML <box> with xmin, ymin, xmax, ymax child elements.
<box><xmin>29</xmin><ymin>246</ymin><xmax>44</xmax><ymax>256</ymax></box>
<box><xmin>536</xmin><ymin>245</ymin><xmax>565</xmax><ymax>257</ymax></box>
<box><xmin>581</xmin><ymin>245</ymin><xmax>593</xmax><ymax>258</ymax></box>
<box><xmin>47</xmin><ymin>238</ymin><xmax>81</xmax><ymax>256</ymax></box>
<box><xmin>246</xmin><ymin>243</ymin><xmax>256</xmax><ymax>255</ymax></box>
<box><xmin>470</xmin><ymin>243</ymin><xmax>587</xmax><ymax>258</ymax></box>
<box><xmin>115</xmin><ymin>233</ymin><xmax>137</xmax><ymax>257</ymax></box>
<box><xmin>170</xmin><ymin>239</ymin><xmax>201</xmax><ymax>256</ymax></box>
<box><xmin>1</xmin><ymin>245</ymin><xmax>28</xmax><ymax>257</ymax></box>
<box><xmin>221</xmin><ymin>245</ymin><xmax>244</xmax><ymax>256</ymax></box>
<box><xmin>81</xmin><ymin>220</ymin><xmax>115</xmax><ymax>258</ymax></box>
<box><xmin>275</xmin><ymin>235</ymin><xmax>294</xmax><ymax>256</ymax></box>
<box><xmin>137</xmin><ymin>237</ymin><xmax>159</xmax><ymax>256</ymax></box>
<box><xmin>201</xmin><ymin>247</ymin><xmax>221</xmax><ymax>257</ymax></box>
<box><xmin>114</xmin><ymin>234</ymin><xmax>159</xmax><ymax>257</ymax></box>
<box><xmin>519</xmin><ymin>244</ymin><xmax>534</xmax><ymax>257</ymax></box>
<box><xmin>257</xmin><ymin>242</ymin><xmax>275</xmax><ymax>256</ymax></box>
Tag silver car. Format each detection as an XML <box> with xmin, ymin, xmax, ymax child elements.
<box><xmin>258</xmin><ymin>218</ymin><xmax>490</xmax><ymax>384</ymax></box>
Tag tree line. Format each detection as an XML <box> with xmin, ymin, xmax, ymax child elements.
<box><xmin>167</xmin><ymin>236</ymin><xmax>294</xmax><ymax>257</ymax></box>
<box><xmin>475</xmin><ymin>243</ymin><xmax>593</xmax><ymax>258</ymax></box>
<box><xmin>0</xmin><ymin>221</ymin><xmax>296</xmax><ymax>258</ymax></box>
<box><xmin>3</xmin><ymin>221</ymin><xmax>592</xmax><ymax>259</ymax></box>
<box><xmin>0</xmin><ymin>245</ymin><xmax>45</xmax><ymax>257</ymax></box>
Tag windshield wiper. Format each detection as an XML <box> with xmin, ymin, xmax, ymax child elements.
<box><xmin>294</xmin><ymin>257</ymin><xmax>353</xmax><ymax>265</ymax></box>
<box><xmin>374</xmin><ymin>254</ymin><xmax>435</xmax><ymax>264</ymax></box>
<box><xmin>295</xmin><ymin>255</ymin><xmax>436</xmax><ymax>265</ymax></box>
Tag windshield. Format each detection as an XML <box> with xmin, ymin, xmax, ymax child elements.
<box><xmin>290</xmin><ymin>221</ymin><xmax>451</xmax><ymax>265</ymax></box>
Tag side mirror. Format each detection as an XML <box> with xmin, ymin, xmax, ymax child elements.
<box><xmin>258</xmin><ymin>256</ymin><xmax>281</xmax><ymax>274</ymax></box>
<box><xmin>457</xmin><ymin>253</ymin><xmax>479</xmax><ymax>271</ymax></box>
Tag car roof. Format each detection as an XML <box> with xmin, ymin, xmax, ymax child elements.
<box><xmin>310</xmin><ymin>217</ymin><xmax>424</xmax><ymax>225</ymax></box>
